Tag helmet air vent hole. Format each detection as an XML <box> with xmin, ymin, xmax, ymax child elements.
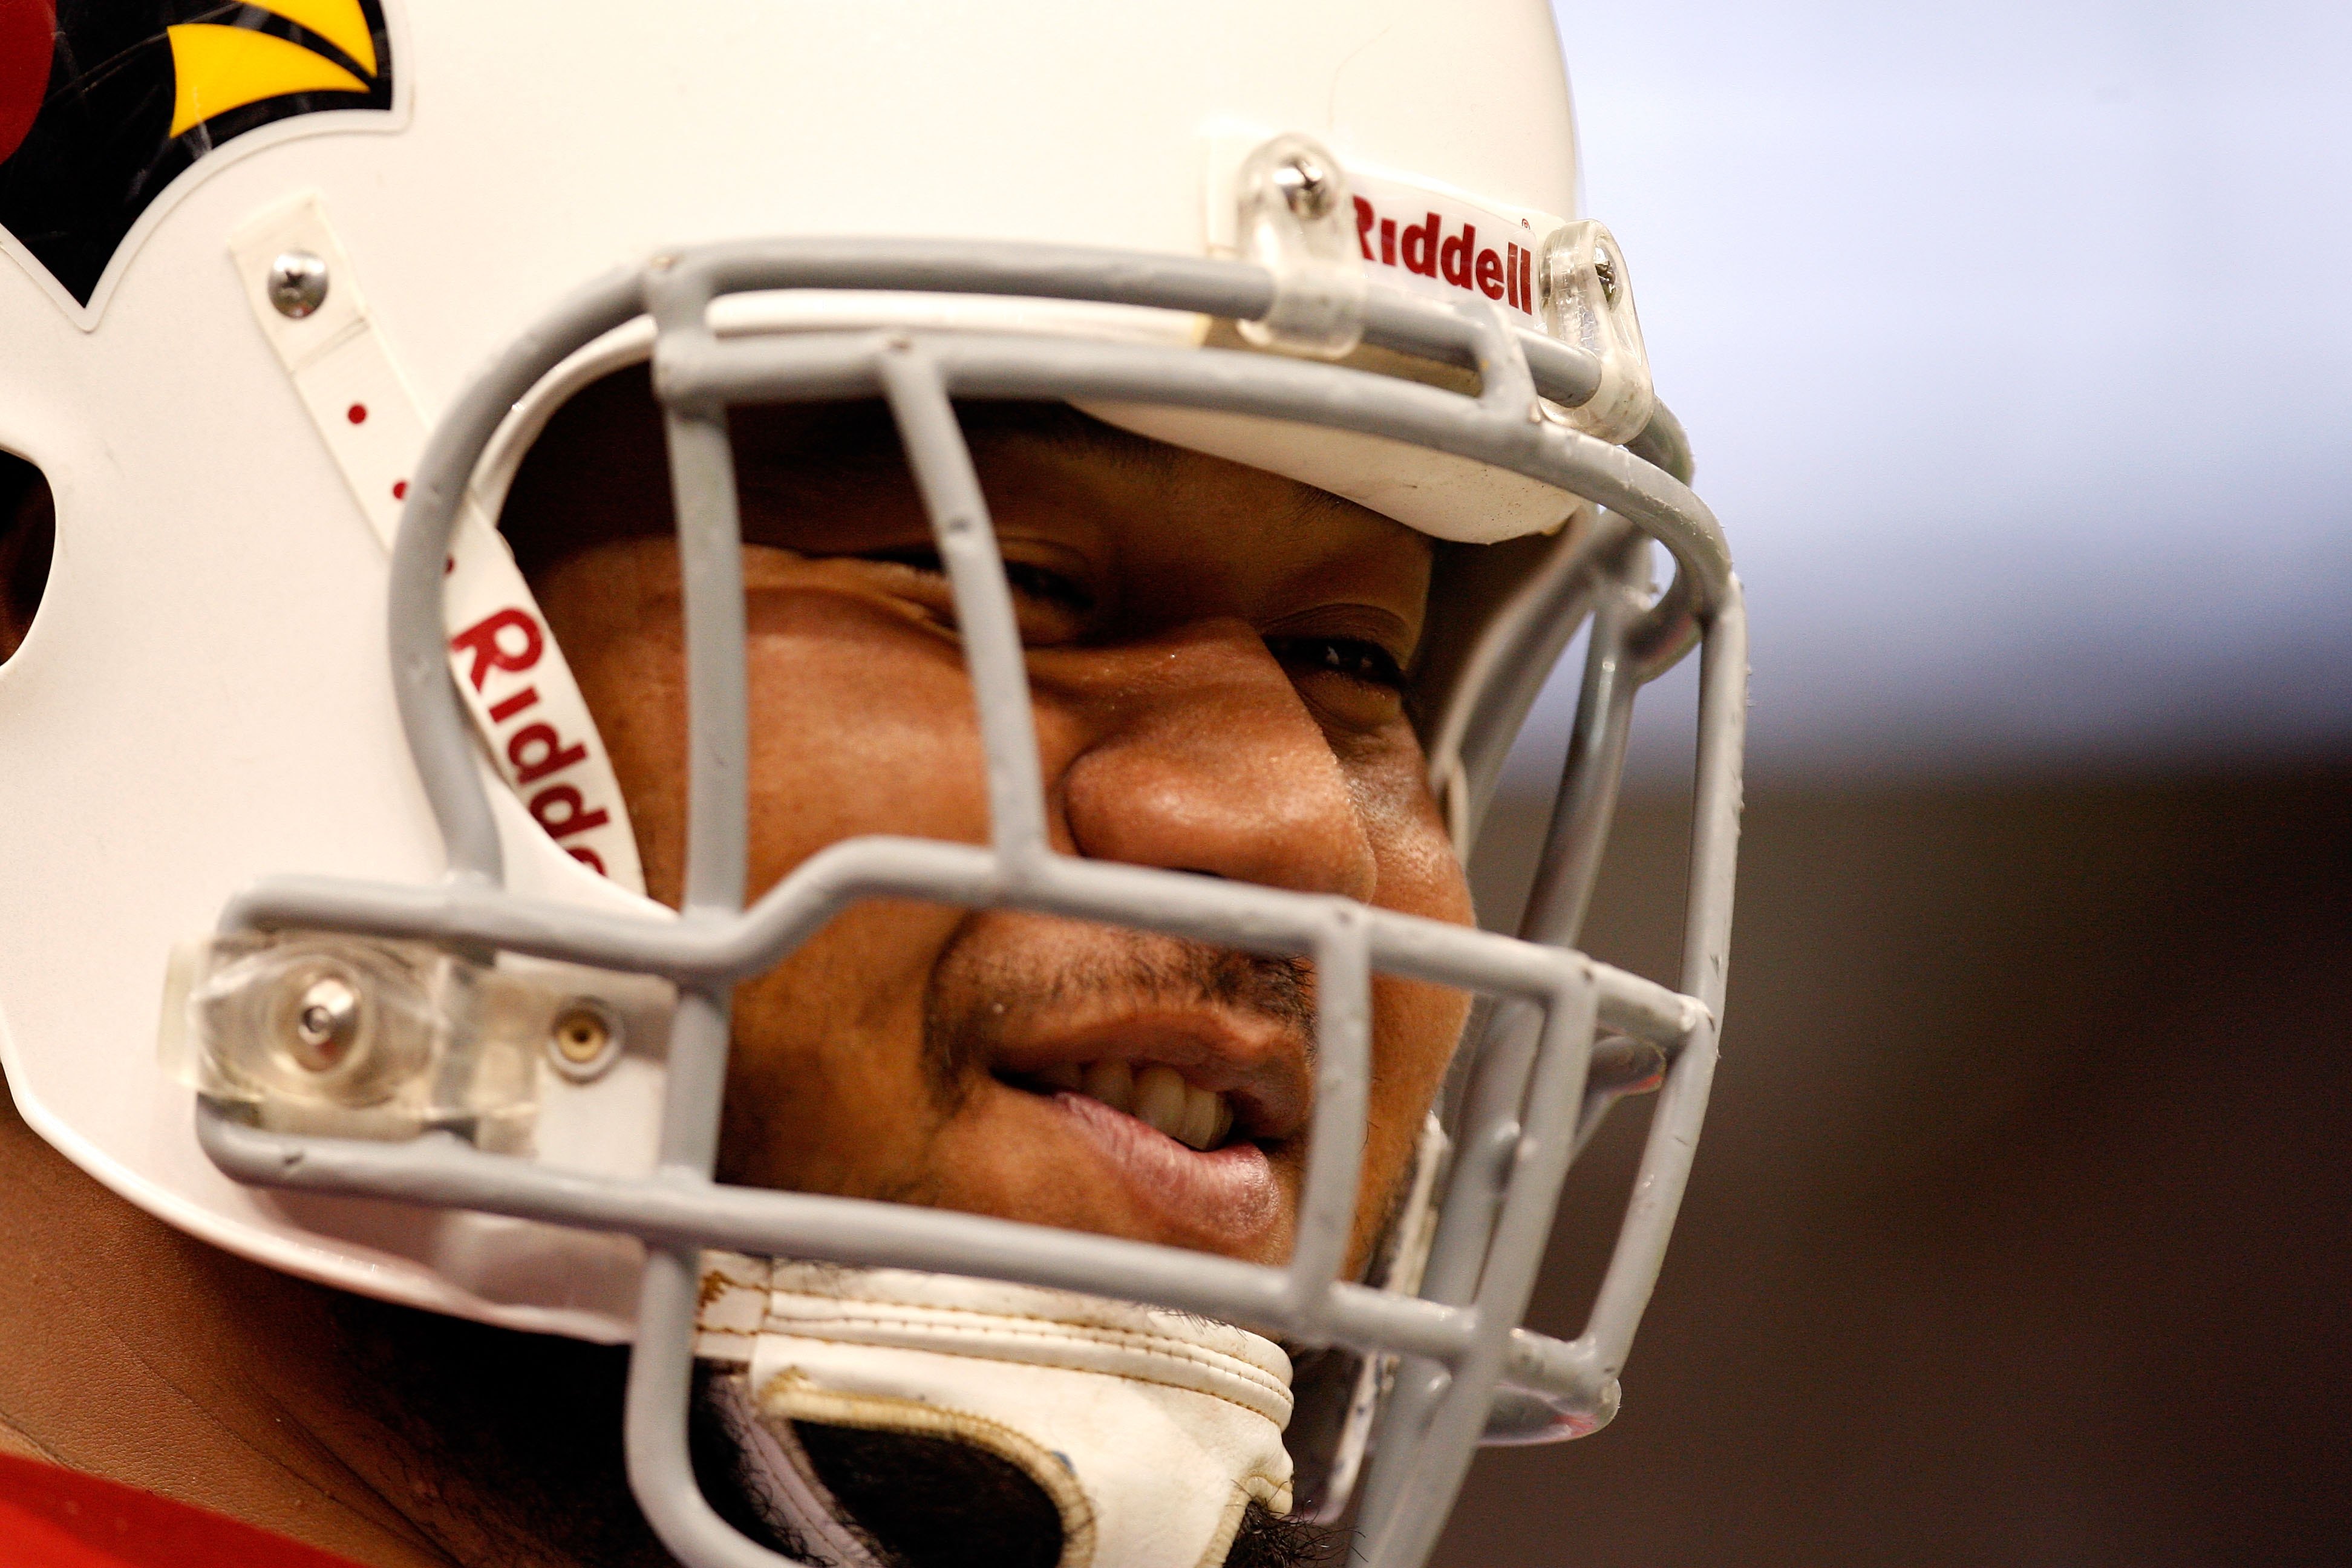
<box><xmin>0</xmin><ymin>452</ymin><xmax>52</xmax><ymax>666</ymax></box>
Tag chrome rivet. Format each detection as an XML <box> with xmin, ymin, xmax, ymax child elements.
<box><xmin>548</xmin><ymin>1001</ymin><xmax>622</xmax><ymax>1080</ymax></box>
<box><xmin>1272</xmin><ymin>152</ymin><xmax>1337</xmax><ymax>221</ymax></box>
<box><xmin>266</xmin><ymin>250</ymin><xmax>329</xmax><ymax>319</ymax></box>
<box><xmin>289</xmin><ymin>976</ymin><xmax>359</xmax><ymax>1071</ymax></box>
<box><xmin>1592</xmin><ymin>247</ymin><xmax>1619</xmax><ymax>302</ymax></box>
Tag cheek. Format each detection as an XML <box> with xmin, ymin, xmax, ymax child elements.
<box><xmin>739</xmin><ymin>591</ymin><xmax>995</xmax><ymax>893</ymax></box>
<box><xmin>1350</xmin><ymin>735</ymin><xmax>1477</xmax><ymax>1257</ymax></box>
<box><xmin>555</xmin><ymin>601</ymin><xmax>689</xmax><ymax>909</ymax></box>
<box><xmin>719</xmin><ymin>899</ymin><xmax>965</xmax><ymax>1195</ymax></box>
<box><xmin>1348</xmin><ymin>970</ymin><xmax>1470</xmax><ymax>1272</ymax></box>
<box><xmin>565</xmin><ymin>584</ymin><xmax>1005</xmax><ymax>907</ymax></box>
<box><xmin>717</xmin><ymin>593</ymin><xmax>1005</xmax><ymax>1195</ymax></box>
<box><xmin>1351</xmin><ymin>727</ymin><xmax>1475</xmax><ymax>929</ymax></box>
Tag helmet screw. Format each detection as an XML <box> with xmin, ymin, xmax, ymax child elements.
<box><xmin>1272</xmin><ymin>152</ymin><xmax>1337</xmax><ymax>221</ymax></box>
<box><xmin>266</xmin><ymin>250</ymin><xmax>330</xmax><ymax>319</ymax></box>
<box><xmin>549</xmin><ymin>1002</ymin><xmax>621</xmax><ymax>1079</ymax></box>
<box><xmin>289</xmin><ymin>976</ymin><xmax>360</xmax><ymax>1071</ymax></box>
<box><xmin>1592</xmin><ymin>246</ymin><xmax>1619</xmax><ymax>302</ymax></box>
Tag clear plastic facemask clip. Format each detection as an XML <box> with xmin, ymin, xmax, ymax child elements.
<box><xmin>1234</xmin><ymin>131</ymin><xmax>1367</xmax><ymax>359</ymax></box>
<box><xmin>1540</xmin><ymin>218</ymin><xmax>1655</xmax><ymax>443</ymax></box>
<box><xmin>158</xmin><ymin>932</ymin><xmax>673</xmax><ymax>1148</ymax></box>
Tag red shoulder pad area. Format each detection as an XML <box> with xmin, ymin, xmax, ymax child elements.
<box><xmin>0</xmin><ymin>1453</ymin><xmax>367</xmax><ymax>1567</ymax></box>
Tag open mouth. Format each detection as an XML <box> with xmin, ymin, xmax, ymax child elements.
<box><xmin>982</xmin><ymin>1024</ymin><xmax>1301</xmax><ymax>1252</ymax></box>
<box><xmin>1007</xmin><ymin>1059</ymin><xmax>1237</xmax><ymax>1151</ymax></box>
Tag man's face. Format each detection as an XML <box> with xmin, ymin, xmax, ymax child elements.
<box><xmin>511</xmin><ymin>375</ymin><xmax>1474</xmax><ymax>1270</ymax></box>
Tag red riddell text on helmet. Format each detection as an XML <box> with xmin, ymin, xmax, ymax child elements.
<box><xmin>1352</xmin><ymin>194</ymin><xmax>1539</xmax><ymax>316</ymax></box>
<box><xmin>448</xmin><ymin>607</ymin><xmax>615</xmax><ymax>875</ymax></box>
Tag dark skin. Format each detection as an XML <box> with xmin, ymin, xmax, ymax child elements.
<box><xmin>0</xmin><ymin>382</ymin><xmax>1474</xmax><ymax>1563</ymax></box>
<box><xmin>517</xmin><ymin>381</ymin><xmax>1474</xmax><ymax>1270</ymax></box>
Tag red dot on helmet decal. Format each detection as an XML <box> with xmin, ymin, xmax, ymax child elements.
<box><xmin>393</xmin><ymin>480</ymin><xmax>408</xmax><ymax>500</ymax></box>
<box><xmin>0</xmin><ymin>0</ymin><xmax>54</xmax><ymax>169</ymax></box>
<box><xmin>347</xmin><ymin>403</ymin><xmax>368</xmax><ymax>424</ymax></box>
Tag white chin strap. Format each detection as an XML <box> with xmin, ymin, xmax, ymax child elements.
<box><xmin>697</xmin><ymin>1257</ymin><xmax>1296</xmax><ymax>1568</ymax></box>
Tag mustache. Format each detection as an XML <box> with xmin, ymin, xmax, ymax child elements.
<box><xmin>922</xmin><ymin>930</ymin><xmax>1317</xmax><ymax>1099</ymax></box>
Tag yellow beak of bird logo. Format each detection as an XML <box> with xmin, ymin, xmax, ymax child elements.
<box><xmin>0</xmin><ymin>0</ymin><xmax>394</xmax><ymax>311</ymax></box>
<box><xmin>168</xmin><ymin>1</ymin><xmax>383</xmax><ymax>139</ymax></box>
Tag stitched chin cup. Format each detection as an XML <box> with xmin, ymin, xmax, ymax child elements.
<box><xmin>697</xmin><ymin>1258</ymin><xmax>1296</xmax><ymax>1568</ymax></box>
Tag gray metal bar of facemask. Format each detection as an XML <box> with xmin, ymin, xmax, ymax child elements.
<box><xmin>652</xmin><ymin>397</ymin><xmax>750</xmax><ymax>1184</ymax></box>
<box><xmin>1352</xmin><ymin>534</ymin><xmax>1651</xmax><ymax>1521</ymax></box>
<box><xmin>1351</xmin><ymin>982</ymin><xmax>1535</xmax><ymax>1523</ymax></box>
<box><xmin>627</xmin><ymin>269</ymin><xmax>773</xmax><ymax>1562</ymax></box>
<box><xmin>662</xmin><ymin>397</ymin><xmax>753</xmax><ymax>920</ymax></box>
<box><xmin>1419</xmin><ymin>586</ymin><xmax>1744</xmax><ymax>1511</ymax></box>
<box><xmin>384</xmin><ymin>248</ymin><xmax>1725</xmax><ymax>889</ymax></box>
<box><xmin>1290</xmin><ymin>909</ymin><xmax>1373</xmax><ymax>1326</ymax></box>
<box><xmin>1359</xmin><ymin>972</ymin><xmax>1601</xmax><ymax>1567</ymax></box>
<box><xmin>1627</xmin><ymin>400</ymin><xmax>1694</xmax><ymax>486</ymax></box>
<box><xmin>874</xmin><ymin>337</ymin><xmax>1373</xmax><ymax>1344</ymax></box>
<box><xmin>1442</xmin><ymin>519</ymin><xmax>1623</xmax><ymax>854</ymax></box>
<box><xmin>1357</xmin><ymin>575</ymin><xmax>1739</xmax><ymax>1540</ymax></box>
<box><xmin>1505</xmin><ymin>587</ymin><xmax>1746</xmax><ymax>1429</ymax></box>
<box><xmin>660</xmin><ymin>325</ymin><xmax>1728</xmax><ymax>675</ymax></box>
<box><xmin>875</xmin><ymin>344</ymin><xmax>1051</xmax><ymax>865</ymax></box>
<box><xmin>660</xmin><ymin>236</ymin><xmax>1609</xmax><ymax>407</ymax></box>
<box><xmin>203</xmin><ymin>239</ymin><xmax>1746</xmax><ymax>1568</ymax></box>
<box><xmin>384</xmin><ymin>269</ymin><xmax>648</xmax><ymax>886</ymax></box>
<box><xmin>197</xmin><ymin>1103</ymin><xmax>1495</xmax><ymax>1364</ymax></box>
<box><xmin>1517</xmin><ymin>535</ymin><xmax>1650</xmax><ymax>952</ymax></box>
<box><xmin>1572</xmin><ymin>582</ymin><xmax>1747</xmax><ymax>1390</ymax></box>
<box><xmin>218</xmin><ymin>844</ymin><xmax>1702</xmax><ymax>1044</ymax></box>
<box><xmin>1366</xmin><ymin>535</ymin><xmax>1647</xmax><ymax>1495</ymax></box>
<box><xmin>626</xmin><ymin>1246</ymin><xmax>783</xmax><ymax>1568</ymax></box>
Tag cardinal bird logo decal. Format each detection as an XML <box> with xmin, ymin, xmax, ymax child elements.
<box><xmin>0</xmin><ymin>0</ymin><xmax>395</xmax><ymax>318</ymax></box>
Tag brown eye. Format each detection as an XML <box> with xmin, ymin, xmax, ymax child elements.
<box><xmin>1267</xmin><ymin>635</ymin><xmax>1406</xmax><ymax>691</ymax></box>
<box><xmin>860</xmin><ymin>547</ymin><xmax>1095</xmax><ymax>617</ymax></box>
<box><xmin>1001</xmin><ymin>559</ymin><xmax>1095</xmax><ymax>617</ymax></box>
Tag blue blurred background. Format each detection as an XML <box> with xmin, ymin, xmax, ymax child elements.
<box><xmin>1510</xmin><ymin>0</ymin><xmax>2351</xmax><ymax>785</ymax></box>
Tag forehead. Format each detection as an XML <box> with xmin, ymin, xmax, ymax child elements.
<box><xmin>755</xmin><ymin>397</ymin><xmax>1423</xmax><ymax>575</ymax></box>
<box><xmin>506</xmin><ymin>369</ymin><xmax>1432</xmax><ymax>627</ymax></box>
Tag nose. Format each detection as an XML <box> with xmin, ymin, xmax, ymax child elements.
<box><xmin>1053</xmin><ymin>622</ymin><xmax>1379</xmax><ymax>903</ymax></box>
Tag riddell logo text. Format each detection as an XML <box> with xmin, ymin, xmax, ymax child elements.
<box><xmin>1353</xmin><ymin>195</ymin><xmax>1540</xmax><ymax>315</ymax></box>
<box><xmin>448</xmin><ymin>607</ymin><xmax>617</xmax><ymax>877</ymax></box>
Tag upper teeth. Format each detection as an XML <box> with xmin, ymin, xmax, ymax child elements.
<box><xmin>1036</xmin><ymin>1060</ymin><xmax>1235</xmax><ymax>1151</ymax></box>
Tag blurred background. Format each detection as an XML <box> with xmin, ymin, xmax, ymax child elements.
<box><xmin>1440</xmin><ymin>3</ymin><xmax>2351</xmax><ymax>1563</ymax></box>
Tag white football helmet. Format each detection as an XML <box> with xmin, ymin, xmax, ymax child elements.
<box><xmin>0</xmin><ymin>2</ymin><xmax>1744</xmax><ymax>1565</ymax></box>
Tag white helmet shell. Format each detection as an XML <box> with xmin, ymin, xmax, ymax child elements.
<box><xmin>0</xmin><ymin>0</ymin><xmax>1595</xmax><ymax>1337</ymax></box>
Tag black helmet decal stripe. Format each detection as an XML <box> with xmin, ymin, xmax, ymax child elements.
<box><xmin>0</xmin><ymin>0</ymin><xmax>394</xmax><ymax>309</ymax></box>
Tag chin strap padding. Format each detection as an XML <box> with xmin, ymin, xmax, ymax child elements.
<box><xmin>697</xmin><ymin>1258</ymin><xmax>1295</xmax><ymax>1568</ymax></box>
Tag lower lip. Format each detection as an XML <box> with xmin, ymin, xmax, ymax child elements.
<box><xmin>1048</xmin><ymin>1090</ymin><xmax>1284</xmax><ymax>1249</ymax></box>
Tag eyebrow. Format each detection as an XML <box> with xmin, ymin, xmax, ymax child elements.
<box><xmin>733</xmin><ymin>398</ymin><xmax>1174</xmax><ymax>502</ymax></box>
